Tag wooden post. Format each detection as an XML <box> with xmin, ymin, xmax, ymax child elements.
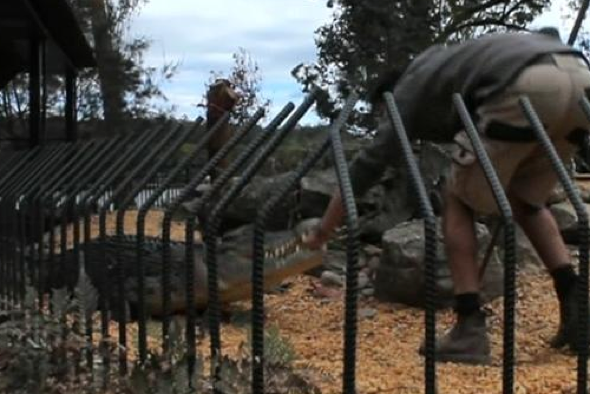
<box><xmin>65</xmin><ymin>67</ymin><xmax>77</xmax><ymax>141</ymax></box>
<box><xmin>28</xmin><ymin>36</ymin><xmax>41</xmax><ymax>148</ymax></box>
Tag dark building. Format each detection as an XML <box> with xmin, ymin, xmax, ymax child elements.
<box><xmin>0</xmin><ymin>0</ymin><xmax>96</xmax><ymax>148</ymax></box>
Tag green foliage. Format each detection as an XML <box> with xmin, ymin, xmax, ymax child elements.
<box><xmin>293</xmin><ymin>0</ymin><xmax>552</xmax><ymax>131</ymax></box>
<box><xmin>210</xmin><ymin>324</ymin><xmax>319</xmax><ymax>394</ymax></box>
<box><xmin>204</xmin><ymin>47</ymin><xmax>271</xmax><ymax>125</ymax></box>
<box><xmin>126</xmin><ymin>319</ymin><xmax>205</xmax><ymax>394</ymax></box>
<box><xmin>0</xmin><ymin>0</ymin><xmax>178</xmax><ymax>126</ymax></box>
<box><xmin>0</xmin><ymin>273</ymin><xmax>318</xmax><ymax>393</ymax></box>
<box><xmin>0</xmin><ymin>286</ymin><xmax>89</xmax><ymax>394</ymax></box>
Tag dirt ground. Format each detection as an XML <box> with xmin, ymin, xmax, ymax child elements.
<box><xmin>105</xmin><ymin>269</ymin><xmax>582</xmax><ymax>394</ymax></box>
<box><xmin>66</xmin><ymin>208</ymin><xmax>587</xmax><ymax>393</ymax></box>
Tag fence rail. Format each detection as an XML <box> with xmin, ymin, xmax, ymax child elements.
<box><xmin>0</xmin><ymin>90</ymin><xmax>588</xmax><ymax>394</ymax></box>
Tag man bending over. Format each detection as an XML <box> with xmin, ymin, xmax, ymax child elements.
<box><xmin>303</xmin><ymin>30</ymin><xmax>590</xmax><ymax>364</ymax></box>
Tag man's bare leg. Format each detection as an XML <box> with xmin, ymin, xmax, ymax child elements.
<box><xmin>510</xmin><ymin>196</ymin><xmax>579</xmax><ymax>349</ymax></box>
<box><xmin>510</xmin><ymin>197</ymin><xmax>570</xmax><ymax>271</ymax></box>
<box><xmin>418</xmin><ymin>188</ymin><xmax>491</xmax><ymax>364</ymax></box>
<box><xmin>443</xmin><ymin>190</ymin><xmax>480</xmax><ymax>294</ymax></box>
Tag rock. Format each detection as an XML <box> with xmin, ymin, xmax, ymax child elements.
<box><xmin>357</xmin><ymin>271</ymin><xmax>370</xmax><ymax>289</ymax></box>
<box><xmin>306</xmin><ymin>249</ymin><xmax>347</xmax><ymax>277</ymax></box>
<box><xmin>357</xmin><ymin>170</ymin><xmax>414</xmax><ymax>243</ymax></box>
<box><xmin>320</xmin><ymin>270</ymin><xmax>345</xmax><ymax>287</ymax></box>
<box><xmin>374</xmin><ymin>218</ymin><xmax>504</xmax><ymax>309</ymax></box>
<box><xmin>358</xmin><ymin>308</ymin><xmax>377</xmax><ymax>319</ymax></box>
<box><xmin>311</xmin><ymin>283</ymin><xmax>342</xmax><ymax>300</ymax></box>
<box><xmin>361</xmin><ymin>288</ymin><xmax>375</xmax><ymax>297</ymax></box>
<box><xmin>549</xmin><ymin>202</ymin><xmax>590</xmax><ymax>244</ymax></box>
<box><xmin>299</xmin><ymin>169</ymin><xmax>338</xmax><ymax>218</ymax></box>
<box><xmin>493</xmin><ymin>223</ymin><xmax>542</xmax><ymax>272</ymax></box>
<box><xmin>547</xmin><ymin>186</ymin><xmax>567</xmax><ymax>205</ymax></box>
<box><xmin>223</xmin><ymin>171</ymin><xmax>299</xmax><ymax>231</ymax></box>
<box><xmin>363</xmin><ymin>245</ymin><xmax>382</xmax><ymax>257</ymax></box>
<box><xmin>367</xmin><ymin>256</ymin><xmax>380</xmax><ymax>272</ymax></box>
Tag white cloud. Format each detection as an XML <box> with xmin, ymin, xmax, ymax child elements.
<box><xmin>130</xmin><ymin>0</ymin><xmax>333</xmax><ymax>124</ymax></box>
<box><xmin>130</xmin><ymin>0</ymin><xmax>584</xmax><ymax>125</ymax></box>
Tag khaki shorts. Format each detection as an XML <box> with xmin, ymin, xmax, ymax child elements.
<box><xmin>449</xmin><ymin>53</ymin><xmax>590</xmax><ymax>215</ymax></box>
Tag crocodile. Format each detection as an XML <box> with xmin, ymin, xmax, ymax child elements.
<box><xmin>46</xmin><ymin>218</ymin><xmax>324</xmax><ymax>317</ymax></box>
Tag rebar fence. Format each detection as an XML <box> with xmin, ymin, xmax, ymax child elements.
<box><xmin>0</xmin><ymin>88</ymin><xmax>588</xmax><ymax>394</ymax></box>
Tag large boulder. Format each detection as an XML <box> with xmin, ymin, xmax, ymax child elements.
<box><xmin>374</xmin><ymin>218</ymin><xmax>504</xmax><ymax>309</ymax></box>
<box><xmin>482</xmin><ymin>221</ymin><xmax>543</xmax><ymax>273</ymax></box>
<box><xmin>299</xmin><ymin>168</ymin><xmax>416</xmax><ymax>243</ymax></box>
<box><xmin>299</xmin><ymin>169</ymin><xmax>338</xmax><ymax>218</ymax></box>
<box><xmin>221</xmin><ymin>172</ymin><xmax>299</xmax><ymax>231</ymax></box>
<box><xmin>549</xmin><ymin>201</ymin><xmax>590</xmax><ymax>245</ymax></box>
<box><xmin>417</xmin><ymin>142</ymin><xmax>453</xmax><ymax>214</ymax></box>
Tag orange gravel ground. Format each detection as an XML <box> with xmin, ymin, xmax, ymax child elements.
<box><xmin>64</xmin><ymin>210</ymin><xmax>585</xmax><ymax>393</ymax></box>
<box><xmin>202</xmin><ymin>273</ymin><xmax>580</xmax><ymax>394</ymax></box>
<box><xmin>104</xmin><ymin>270</ymin><xmax>582</xmax><ymax>394</ymax></box>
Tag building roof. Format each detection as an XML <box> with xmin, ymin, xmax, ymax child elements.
<box><xmin>0</xmin><ymin>0</ymin><xmax>96</xmax><ymax>87</ymax></box>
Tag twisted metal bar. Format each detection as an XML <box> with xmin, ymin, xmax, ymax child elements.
<box><xmin>78</xmin><ymin>123</ymin><xmax>165</xmax><ymax>378</ymax></box>
<box><xmin>200</xmin><ymin>90</ymin><xmax>319</xmax><ymax>391</ymax></box>
<box><xmin>112</xmin><ymin>119</ymin><xmax>202</xmax><ymax>365</ymax></box>
<box><xmin>99</xmin><ymin>122</ymin><xmax>185</xmax><ymax>374</ymax></box>
<box><xmin>157</xmin><ymin>106</ymin><xmax>289</xmax><ymax>369</ymax></box>
<box><xmin>3</xmin><ymin>147</ymin><xmax>55</xmax><ymax>303</ymax></box>
<box><xmin>524</xmin><ymin>96</ymin><xmax>589</xmax><ymax>394</ymax></box>
<box><xmin>454</xmin><ymin>94</ymin><xmax>516</xmax><ymax>394</ymax></box>
<box><xmin>0</xmin><ymin>146</ymin><xmax>47</xmax><ymax>304</ymax></box>
<box><xmin>145</xmin><ymin>110</ymin><xmax>262</xmax><ymax>359</ymax></box>
<box><xmin>0</xmin><ymin>151</ymin><xmax>31</xmax><ymax>305</ymax></box>
<box><xmin>383</xmin><ymin>92</ymin><xmax>438</xmax><ymax>394</ymax></box>
<box><xmin>34</xmin><ymin>141</ymin><xmax>99</xmax><ymax>305</ymax></box>
<box><xmin>59</xmin><ymin>136</ymin><xmax>124</xmax><ymax>370</ymax></box>
<box><xmin>8</xmin><ymin>143</ymin><xmax>74</xmax><ymax>306</ymax></box>
<box><xmin>251</xmin><ymin>92</ymin><xmax>357</xmax><ymax>394</ymax></box>
<box><xmin>326</xmin><ymin>97</ymin><xmax>362</xmax><ymax>394</ymax></box>
<box><xmin>0</xmin><ymin>148</ymin><xmax>39</xmax><ymax>304</ymax></box>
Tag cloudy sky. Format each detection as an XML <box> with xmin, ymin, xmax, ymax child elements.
<box><xmin>130</xmin><ymin>0</ymin><xmax>573</xmax><ymax>125</ymax></box>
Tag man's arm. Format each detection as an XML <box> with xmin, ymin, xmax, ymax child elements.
<box><xmin>305</xmin><ymin>107</ymin><xmax>401</xmax><ymax>249</ymax></box>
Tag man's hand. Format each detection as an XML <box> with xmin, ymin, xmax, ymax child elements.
<box><xmin>302</xmin><ymin>191</ymin><xmax>345</xmax><ymax>250</ymax></box>
<box><xmin>303</xmin><ymin>225</ymin><xmax>331</xmax><ymax>250</ymax></box>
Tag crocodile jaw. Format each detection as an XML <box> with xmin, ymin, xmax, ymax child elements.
<box><xmin>137</xmin><ymin>219</ymin><xmax>325</xmax><ymax>316</ymax></box>
<box><xmin>218</xmin><ymin>250</ymin><xmax>324</xmax><ymax>305</ymax></box>
<box><xmin>137</xmin><ymin>251</ymin><xmax>324</xmax><ymax>317</ymax></box>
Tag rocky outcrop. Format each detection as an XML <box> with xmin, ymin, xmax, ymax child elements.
<box><xmin>223</xmin><ymin>172</ymin><xmax>299</xmax><ymax>231</ymax></box>
<box><xmin>373</xmin><ymin>218</ymin><xmax>504</xmax><ymax>309</ymax></box>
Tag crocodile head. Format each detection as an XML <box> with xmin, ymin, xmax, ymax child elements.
<box><xmin>214</xmin><ymin>218</ymin><xmax>325</xmax><ymax>306</ymax></box>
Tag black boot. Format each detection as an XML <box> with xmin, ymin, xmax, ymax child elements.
<box><xmin>549</xmin><ymin>293</ymin><xmax>569</xmax><ymax>348</ymax></box>
<box><xmin>550</xmin><ymin>281</ymin><xmax>590</xmax><ymax>353</ymax></box>
<box><xmin>549</xmin><ymin>265</ymin><xmax>588</xmax><ymax>352</ymax></box>
<box><xmin>419</xmin><ymin>310</ymin><xmax>491</xmax><ymax>365</ymax></box>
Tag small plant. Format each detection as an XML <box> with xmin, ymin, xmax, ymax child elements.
<box><xmin>0</xmin><ymin>267</ymin><xmax>97</xmax><ymax>394</ymax></box>
<box><xmin>0</xmin><ymin>270</ymin><xmax>320</xmax><ymax>394</ymax></box>
<box><xmin>125</xmin><ymin>318</ymin><xmax>207</xmax><ymax>394</ymax></box>
<box><xmin>211</xmin><ymin>324</ymin><xmax>320</xmax><ymax>394</ymax></box>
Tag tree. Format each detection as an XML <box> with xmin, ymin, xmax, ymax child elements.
<box><xmin>293</xmin><ymin>0</ymin><xmax>551</xmax><ymax>131</ymax></box>
<box><xmin>202</xmin><ymin>47</ymin><xmax>271</xmax><ymax>125</ymax></box>
<box><xmin>0</xmin><ymin>0</ymin><xmax>178</xmax><ymax>137</ymax></box>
